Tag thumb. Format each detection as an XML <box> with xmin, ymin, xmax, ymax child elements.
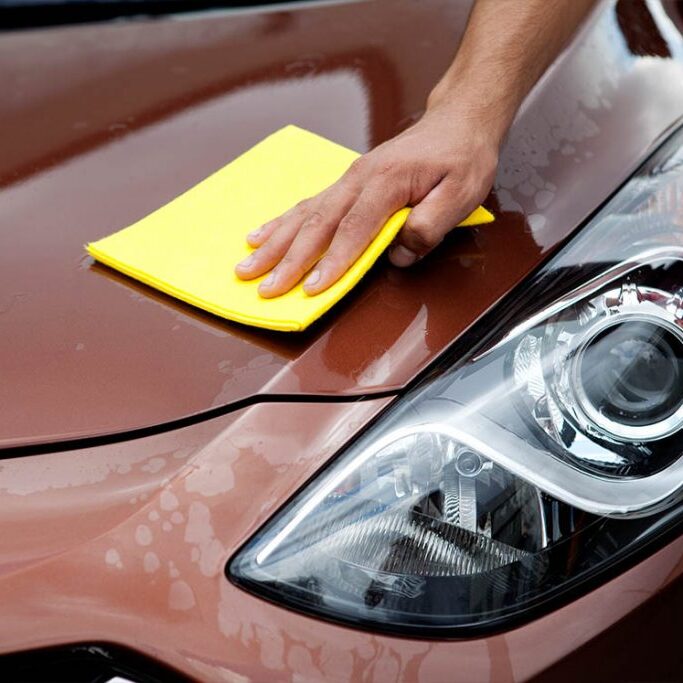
<box><xmin>389</xmin><ymin>177</ymin><xmax>475</xmax><ymax>267</ymax></box>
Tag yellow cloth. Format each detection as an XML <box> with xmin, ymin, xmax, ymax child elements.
<box><xmin>87</xmin><ymin>126</ymin><xmax>494</xmax><ymax>332</ymax></box>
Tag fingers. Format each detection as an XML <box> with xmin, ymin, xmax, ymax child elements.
<box><xmin>256</xmin><ymin>187</ymin><xmax>356</xmax><ymax>298</ymax></box>
<box><xmin>244</xmin><ymin>201</ymin><xmax>302</xmax><ymax>248</ymax></box>
<box><xmin>389</xmin><ymin>176</ymin><xmax>479</xmax><ymax>267</ymax></box>
<box><xmin>234</xmin><ymin>203</ymin><xmax>306</xmax><ymax>281</ymax></box>
<box><xmin>235</xmin><ymin>143</ymin><xmax>493</xmax><ymax>298</ymax></box>
<box><xmin>303</xmin><ymin>180</ymin><xmax>406</xmax><ymax>295</ymax></box>
<box><xmin>245</xmin><ymin>220</ymin><xmax>277</xmax><ymax>248</ymax></box>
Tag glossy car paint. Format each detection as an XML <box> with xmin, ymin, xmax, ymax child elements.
<box><xmin>0</xmin><ymin>398</ymin><xmax>681</xmax><ymax>682</ymax></box>
<box><xmin>3</xmin><ymin>0</ymin><xmax>683</xmax><ymax>448</ymax></box>
<box><xmin>1</xmin><ymin>0</ymin><xmax>682</xmax><ymax>680</ymax></box>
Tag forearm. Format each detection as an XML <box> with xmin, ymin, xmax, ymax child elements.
<box><xmin>429</xmin><ymin>0</ymin><xmax>598</xmax><ymax>145</ymax></box>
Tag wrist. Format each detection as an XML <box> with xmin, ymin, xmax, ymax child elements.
<box><xmin>426</xmin><ymin>72</ymin><xmax>519</xmax><ymax>148</ymax></box>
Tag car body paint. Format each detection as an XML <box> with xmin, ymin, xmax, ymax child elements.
<box><xmin>1</xmin><ymin>1</ymin><xmax>683</xmax><ymax>680</ymax></box>
<box><xmin>0</xmin><ymin>396</ymin><xmax>681</xmax><ymax>681</ymax></box>
<box><xmin>3</xmin><ymin>0</ymin><xmax>683</xmax><ymax>447</ymax></box>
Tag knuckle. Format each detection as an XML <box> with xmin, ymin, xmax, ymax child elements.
<box><xmin>445</xmin><ymin>176</ymin><xmax>482</xmax><ymax>204</ymax></box>
<box><xmin>292</xmin><ymin>199</ymin><xmax>309</xmax><ymax>214</ymax></box>
<box><xmin>256</xmin><ymin>243</ymin><xmax>279</xmax><ymax>261</ymax></box>
<box><xmin>303</xmin><ymin>210</ymin><xmax>325</xmax><ymax>230</ymax></box>
<box><xmin>409</xmin><ymin>168</ymin><xmax>431</xmax><ymax>197</ymax></box>
<box><xmin>383</xmin><ymin>176</ymin><xmax>411</xmax><ymax>204</ymax></box>
<box><xmin>377</xmin><ymin>161</ymin><xmax>396</xmax><ymax>178</ymax></box>
<box><xmin>465</xmin><ymin>174</ymin><xmax>482</xmax><ymax>192</ymax></box>
<box><xmin>462</xmin><ymin>169</ymin><xmax>488</xmax><ymax>194</ymax></box>
<box><xmin>452</xmin><ymin>181</ymin><xmax>477</xmax><ymax>205</ymax></box>
<box><xmin>263</xmin><ymin>231</ymin><xmax>290</xmax><ymax>254</ymax></box>
<box><xmin>279</xmin><ymin>254</ymin><xmax>306</xmax><ymax>277</ymax></box>
<box><xmin>405</xmin><ymin>224</ymin><xmax>441</xmax><ymax>251</ymax></box>
<box><xmin>267</xmin><ymin>229</ymin><xmax>288</xmax><ymax>248</ymax></box>
<box><xmin>347</xmin><ymin>157</ymin><xmax>369</xmax><ymax>178</ymax></box>
<box><xmin>339</xmin><ymin>211</ymin><xmax>369</xmax><ymax>237</ymax></box>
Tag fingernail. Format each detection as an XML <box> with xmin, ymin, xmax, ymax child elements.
<box><xmin>248</xmin><ymin>228</ymin><xmax>262</xmax><ymax>240</ymax></box>
<box><xmin>237</xmin><ymin>254</ymin><xmax>254</xmax><ymax>269</ymax></box>
<box><xmin>259</xmin><ymin>271</ymin><xmax>276</xmax><ymax>290</ymax></box>
<box><xmin>304</xmin><ymin>269</ymin><xmax>321</xmax><ymax>289</ymax></box>
<box><xmin>391</xmin><ymin>245</ymin><xmax>418</xmax><ymax>267</ymax></box>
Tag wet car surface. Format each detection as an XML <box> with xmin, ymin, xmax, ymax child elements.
<box><xmin>1</xmin><ymin>0</ymin><xmax>682</xmax><ymax>681</ymax></box>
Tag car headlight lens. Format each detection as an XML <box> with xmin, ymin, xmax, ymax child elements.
<box><xmin>229</xmin><ymin>130</ymin><xmax>683</xmax><ymax>635</ymax></box>
<box><xmin>578</xmin><ymin>318</ymin><xmax>682</xmax><ymax>430</ymax></box>
<box><xmin>511</xmin><ymin>257</ymin><xmax>683</xmax><ymax>470</ymax></box>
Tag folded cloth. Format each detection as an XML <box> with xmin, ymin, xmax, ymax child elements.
<box><xmin>87</xmin><ymin>125</ymin><xmax>494</xmax><ymax>332</ymax></box>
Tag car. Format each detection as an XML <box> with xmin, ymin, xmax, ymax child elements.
<box><xmin>1</xmin><ymin>0</ymin><xmax>683</xmax><ymax>681</ymax></box>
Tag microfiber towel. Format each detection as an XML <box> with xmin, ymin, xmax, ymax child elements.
<box><xmin>87</xmin><ymin>125</ymin><xmax>494</xmax><ymax>332</ymax></box>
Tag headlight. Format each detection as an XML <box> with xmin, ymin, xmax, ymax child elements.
<box><xmin>228</xmin><ymin>129</ymin><xmax>683</xmax><ymax>636</ymax></box>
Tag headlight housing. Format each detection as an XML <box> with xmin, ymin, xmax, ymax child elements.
<box><xmin>228</xmin><ymin>129</ymin><xmax>683</xmax><ymax>636</ymax></box>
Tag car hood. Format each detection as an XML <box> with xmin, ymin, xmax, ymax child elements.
<box><xmin>2</xmin><ymin>0</ymin><xmax>683</xmax><ymax>449</ymax></box>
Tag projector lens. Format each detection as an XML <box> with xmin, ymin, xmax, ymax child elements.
<box><xmin>578</xmin><ymin>320</ymin><xmax>683</xmax><ymax>428</ymax></box>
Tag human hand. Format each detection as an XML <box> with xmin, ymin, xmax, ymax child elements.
<box><xmin>235</xmin><ymin>97</ymin><xmax>503</xmax><ymax>298</ymax></box>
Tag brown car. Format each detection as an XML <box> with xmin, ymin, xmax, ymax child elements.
<box><xmin>1</xmin><ymin>0</ymin><xmax>683</xmax><ymax>681</ymax></box>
